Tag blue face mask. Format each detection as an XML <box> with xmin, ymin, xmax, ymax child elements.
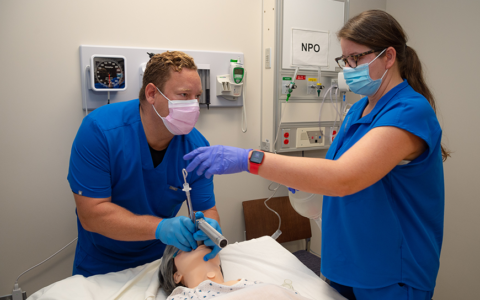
<box><xmin>343</xmin><ymin>49</ymin><xmax>387</xmax><ymax>96</ymax></box>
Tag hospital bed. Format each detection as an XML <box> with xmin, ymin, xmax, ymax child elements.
<box><xmin>28</xmin><ymin>236</ymin><xmax>345</xmax><ymax>300</ymax></box>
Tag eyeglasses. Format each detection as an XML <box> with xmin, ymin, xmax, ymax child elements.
<box><xmin>335</xmin><ymin>49</ymin><xmax>384</xmax><ymax>69</ymax></box>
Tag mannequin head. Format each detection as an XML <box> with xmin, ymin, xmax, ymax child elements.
<box><xmin>158</xmin><ymin>245</ymin><xmax>223</xmax><ymax>295</ymax></box>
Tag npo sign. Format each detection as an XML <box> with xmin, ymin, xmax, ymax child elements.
<box><xmin>291</xmin><ymin>28</ymin><xmax>329</xmax><ymax>67</ymax></box>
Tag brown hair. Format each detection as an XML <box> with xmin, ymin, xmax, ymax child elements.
<box><xmin>139</xmin><ymin>51</ymin><xmax>197</xmax><ymax>102</ymax></box>
<box><xmin>338</xmin><ymin>10</ymin><xmax>450</xmax><ymax>161</ymax></box>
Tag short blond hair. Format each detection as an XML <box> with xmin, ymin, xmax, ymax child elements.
<box><xmin>139</xmin><ymin>51</ymin><xmax>197</xmax><ymax>101</ymax></box>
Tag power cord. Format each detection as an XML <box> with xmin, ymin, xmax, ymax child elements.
<box><xmin>264</xmin><ymin>182</ymin><xmax>282</xmax><ymax>239</ymax></box>
<box><xmin>241</xmin><ymin>71</ymin><xmax>247</xmax><ymax>133</ymax></box>
<box><xmin>12</xmin><ymin>237</ymin><xmax>78</xmax><ymax>299</ymax></box>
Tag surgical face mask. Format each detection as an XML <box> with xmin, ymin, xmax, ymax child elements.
<box><xmin>343</xmin><ymin>49</ymin><xmax>388</xmax><ymax>96</ymax></box>
<box><xmin>152</xmin><ymin>87</ymin><xmax>200</xmax><ymax>135</ymax></box>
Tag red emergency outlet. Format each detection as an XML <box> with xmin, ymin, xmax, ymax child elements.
<box><xmin>284</xmin><ymin>139</ymin><xmax>289</xmax><ymax>145</ymax></box>
<box><xmin>284</xmin><ymin>132</ymin><xmax>290</xmax><ymax>138</ymax></box>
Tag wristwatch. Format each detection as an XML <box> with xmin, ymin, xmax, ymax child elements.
<box><xmin>249</xmin><ymin>150</ymin><xmax>265</xmax><ymax>175</ymax></box>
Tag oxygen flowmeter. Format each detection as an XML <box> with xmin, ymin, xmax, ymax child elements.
<box><xmin>230</xmin><ymin>59</ymin><xmax>244</xmax><ymax>84</ymax></box>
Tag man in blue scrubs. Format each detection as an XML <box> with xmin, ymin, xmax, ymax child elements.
<box><xmin>68</xmin><ymin>51</ymin><xmax>220</xmax><ymax>276</ymax></box>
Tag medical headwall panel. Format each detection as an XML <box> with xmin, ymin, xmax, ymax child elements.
<box><xmin>282</xmin><ymin>0</ymin><xmax>345</xmax><ymax>71</ymax></box>
<box><xmin>79</xmin><ymin>45</ymin><xmax>244</xmax><ymax>111</ymax></box>
<box><xmin>260</xmin><ymin>0</ymin><xmax>348</xmax><ymax>153</ymax></box>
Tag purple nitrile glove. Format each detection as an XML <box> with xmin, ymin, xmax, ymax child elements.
<box><xmin>183</xmin><ymin>145</ymin><xmax>252</xmax><ymax>179</ymax></box>
<box><xmin>193</xmin><ymin>212</ymin><xmax>222</xmax><ymax>261</ymax></box>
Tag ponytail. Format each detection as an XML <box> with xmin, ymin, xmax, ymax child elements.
<box><xmin>402</xmin><ymin>46</ymin><xmax>450</xmax><ymax>161</ymax></box>
<box><xmin>338</xmin><ymin>10</ymin><xmax>451</xmax><ymax>161</ymax></box>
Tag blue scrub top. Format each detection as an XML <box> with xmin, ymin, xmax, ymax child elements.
<box><xmin>68</xmin><ymin>99</ymin><xmax>215</xmax><ymax>275</ymax></box>
<box><xmin>321</xmin><ymin>80</ymin><xmax>444</xmax><ymax>291</ymax></box>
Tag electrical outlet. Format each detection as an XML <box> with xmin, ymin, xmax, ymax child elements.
<box><xmin>0</xmin><ymin>292</ymin><xmax>27</xmax><ymax>300</ymax></box>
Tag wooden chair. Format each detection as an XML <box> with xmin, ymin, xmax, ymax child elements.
<box><xmin>242</xmin><ymin>196</ymin><xmax>321</xmax><ymax>276</ymax></box>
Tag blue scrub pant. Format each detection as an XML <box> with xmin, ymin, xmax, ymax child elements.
<box><xmin>330</xmin><ymin>281</ymin><xmax>434</xmax><ymax>300</ymax></box>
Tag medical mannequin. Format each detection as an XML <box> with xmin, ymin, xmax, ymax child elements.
<box><xmin>159</xmin><ymin>244</ymin><xmax>258</xmax><ymax>298</ymax></box>
<box><xmin>158</xmin><ymin>245</ymin><xmax>311</xmax><ymax>300</ymax></box>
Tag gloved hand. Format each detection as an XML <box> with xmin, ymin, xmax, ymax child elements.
<box><xmin>193</xmin><ymin>212</ymin><xmax>222</xmax><ymax>261</ymax></box>
<box><xmin>183</xmin><ymin>146</ymin><xmax>252</xmax><ymax>179</ymax></box>
<box><xmin>155</xmin><ymin>216</ymin><xmax>197</xmax><ymax>252</ymax></box>
<box><xmin>288</xmin><ymin>187</ymin><xmax>298</xmax><ymax>194</ymax></box>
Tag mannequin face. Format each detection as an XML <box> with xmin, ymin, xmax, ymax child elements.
<box><xmin>173</xmin><ymin>245</ymin><xmax>223</xmax><ymax>288</ymax></box>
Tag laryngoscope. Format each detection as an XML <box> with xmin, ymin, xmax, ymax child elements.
<box><xmin>182</xmin><ymin>169</ymin><xmax>228</xmax><ymax>249</ymax></box>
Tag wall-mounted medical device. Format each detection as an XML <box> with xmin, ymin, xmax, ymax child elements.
<box><xmin>197</xmin><ymin>66</ymin><xmax>211</xmax><ymax>109</ymax></box>
<box><xmin>90</xmin><ymin>55</ymin><xmax>127</xmax><ymax>91</ymax></box>
<box><xmin>79</xmin><ymin>46</ymin><xmax>244</xmax><ymax>111</ymax></box>
<box><xmin>216</xmin><ymin>59</ymin><xmax>245</xmax><ymax>101</ymax></box>
<box><xmin>260</xmin><ymin>0</ymin><xmax>350</xmax><ymax>153</ymax></box>
<box><xmin>230</xmin><ymin>59</ymin><xmax>245</xmax><ymax>84</ymax></box>
<box><xmin>216</xmin><ymin>75</ymin><xmax>243</xmax><ymax>100</ymax></box>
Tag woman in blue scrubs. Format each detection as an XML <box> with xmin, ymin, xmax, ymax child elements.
<box><xmin>184</xmin><ymin>10</ymin><xmax>447</xmax><ymax>300</ymax></box>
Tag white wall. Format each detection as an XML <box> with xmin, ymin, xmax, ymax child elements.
<box><xmin>349</xmin><ymin>0</ymin><xmax>386</xmax><ymax>18</ymax></box>
<box><xmin>0</xmin><ymin>0</ymin><xmax>387</xmax><ymax>296</ymax></box>
<box><xmin>386</xmin><ymin>1</ymin><xmax>480</xmax><ymax>299</ymax></box>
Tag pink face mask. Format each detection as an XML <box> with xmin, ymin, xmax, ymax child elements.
<box><xmin>152</xmin><ymin>87</ymin><xmax>200</xmax><ymax>135</ymax></box>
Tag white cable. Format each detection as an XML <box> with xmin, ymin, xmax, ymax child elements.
<box><xmin>15</xmin><ymin>237</ymin><xmax>78</xmax><ymax>285</ymax></box>
<box><xmin>330</xmin><ymin>87</ymin><xmax>341</xmax><ymax>118</ymax></box>
<box><xmin>272</xmin><ymin>103</ymin><xmax>288</xmax><ymax>154</ymax></box>
<box><xmin>319</xmin><ymin>85</ymin><xmax>343</xmax><ymax>143</ymax></box>
<box><xmin>264</xmin><ymin>182</ymin><xmax>282</xmax><ymax>237</ymax></box>
<box><xmin>330</xmin><ymin>88</ymin><xmax>343</xmax><ymax>141</ymax></box>
<box><xmin>318</xmin><ymin>85</ymin><xmax>333</xmax><ymax>131</ymax></box>
<box><xmin>331</xmin><ymin>88</ymin><xmax>338</xmax><ymax>139</ymax></box>
<box><xmin>241</xmin><ymin>71</ymin><xmax>247</xmax><ymax>133</ymax></box>
<box><xmin>83</xmin><ymin>66</ymin><xmax>89</xmax><ymax>116</ymax></box>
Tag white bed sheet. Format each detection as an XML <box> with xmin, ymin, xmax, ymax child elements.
<box><xmin>29</xmin><ymin>236</ymin><xmax>345</xmax><ymax>300</ymax></box>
